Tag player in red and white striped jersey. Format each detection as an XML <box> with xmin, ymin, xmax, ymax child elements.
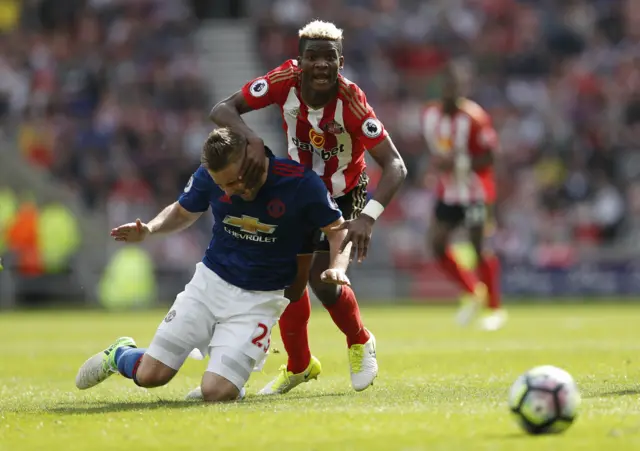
<box><xmin>210</xmin><ymin>20</ymin><xmax>407</xmax><ymax>394</ymax></box>
<box><xmin>422</xmin><ymin>66</ymin><xmax>506</xmax><ymax>331</ymax></box>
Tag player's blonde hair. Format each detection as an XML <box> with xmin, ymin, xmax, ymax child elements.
<box><xmin>298</xmin><ymin>20</ymin><xmax>343</xmax><ymax>42</ymax></box>
<box><xmin>298</xmin><ymin>20</ymin><xmax>344</xmax><ymax>56</ymax></box>
<box><xmin>201</xmin><ymin>127</ymin><xmax>247</xmax><ymax>171</ymax></box>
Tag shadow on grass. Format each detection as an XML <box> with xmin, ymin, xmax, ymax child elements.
<box><xmin>47</xmin><ymin>390</ymin><xmax>352</xmax><ymax>415</ymax></box>
<box><xmin>50</xmin><ymin>400</ymin><xmax>200</xmax><ymax>414</ymax></box>
<box><xmin>585</xmin><ymin>388</ymin><xmax>640</xmax><ymax>399</ymax></box>
<box><xmin>484</xmin><ymin>433</ymin><xmax>534</xmax><ymax>440</ymax></box>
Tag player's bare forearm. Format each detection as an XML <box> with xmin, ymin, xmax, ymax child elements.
<box><xmin>368</xmin><ymin>137</ymin><xmax>408</xmax><ymax>207</ymax></box>
<box><xmin>147</xmin><ymin>202</ymin><xmax>202</xmax><ymax>236</ymax></box>
<box><xmin>328</xmin><ymin>233</ymin><xmax>352</xmax><ymax>272</ymax></box>
<box><xmin>209</xmin><ymin>92</ymin><xmax>261</xmax><ymax>142</ymax></box>
<box><xmin>324</xmin><ymin>220</ymin><xmax>352</xmax><ymax>272</ymax></box>
<box><xmin>210</xmin><ymin>91</ymin><xmax>267</xmax><ymax>187</ymax></box>
<box><xmin>472</xmin><ymin>151</ymin><xmax>493</xmax><ymax>171</ymax></box>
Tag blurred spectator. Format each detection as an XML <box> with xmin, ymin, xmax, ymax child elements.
<box><xmin>6</xmin><ymin>195</ymin><xmax>42</xmax><ymax>277</ymax></box>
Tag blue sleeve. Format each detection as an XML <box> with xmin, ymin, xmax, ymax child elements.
<box><xmin>299</xmin><ymin>171</ymin><xmax>342</xmax><ymax>229</ymax></box>
<box><xmin>178</xmin><ymin>166</ymin><xmax>213</xmax><ymax>213</ymax></box>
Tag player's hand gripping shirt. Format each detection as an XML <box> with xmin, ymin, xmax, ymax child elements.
<box><xmin>178</xmin><ymin>149</ymin><xmax>342</xmax><ymax>292</ymax></box>
<box><xmin>422</xmin><ymin>99</ymin><xmax>497</xmax><ymax>205</ymax></box>
<box><xmin>241</xmin><ymin>59</ymin><xmax>388</xmax><ymax>197</ymax></box>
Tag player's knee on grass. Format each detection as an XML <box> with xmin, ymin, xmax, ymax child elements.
<box><xmin>284</xmin><ymin>254</ymin><xmax>314</xmax><ymax>301</ymax></box>
<box><xmin>134</xmin><ymin>354</ymin><xmax>178</xmax><ymax>388</ymax></box>
<box><xmin>204</xmin><ymin>346</ymin><xmax>255</xmax><ymax>400</ymax></box>
<box><xmin>200</xmin><ymin>372</ymin><xmax>241</xmax><ymax>402</ymax></box>
<box><xmin>308</xmin><ymin>252</ymin><xmax>340</xmax><ymax>306</ymax></box>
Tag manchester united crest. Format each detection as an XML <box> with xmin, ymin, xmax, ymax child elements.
<box><xmin>267</xmin><ymin>198</ymin><xmax>286</xmax><ymax>218</ymax></box>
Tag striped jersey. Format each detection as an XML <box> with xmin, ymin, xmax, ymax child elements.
<box><xmin>241</xmin><ymin>59</ymin><xmax>388</xmax><ymax>197</ymax></box>
<box><xmin>422</xmin><ymin>98</ymin><xmax>498</xmax><ymax>204</ymax></box>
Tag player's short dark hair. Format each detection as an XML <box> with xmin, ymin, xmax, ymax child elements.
<box><xmin>201</xmin><ymin>127</ymin><xmax>246</xmax><ymax>172</ymax></box>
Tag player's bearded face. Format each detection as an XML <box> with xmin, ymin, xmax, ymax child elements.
<box><xmin>299</xmin><ymin>40</ymin><xmax>343</xmax><ymax>93</ymax></box>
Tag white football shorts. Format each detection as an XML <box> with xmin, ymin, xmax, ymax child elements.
<box><xmin>146</xmin><ymin>262</ymin><xmax>289</xmax><ymax>389</ymax></box>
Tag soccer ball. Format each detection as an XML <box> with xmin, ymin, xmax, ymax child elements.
<box><xmin>508</xmin><ymin>365</ymin><xmax>581</xmax><ymax>435</ymax></box>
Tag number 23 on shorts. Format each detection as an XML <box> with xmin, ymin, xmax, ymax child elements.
<box><xmin>251</xmin><ymin>322</ymin><xmax>271</xmax><ymax>352</ymax></box>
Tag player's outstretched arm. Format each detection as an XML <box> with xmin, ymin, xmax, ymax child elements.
<box><xmin>110</xmin><ymin>202</ymin><xmax>202</xmax><ymax>243</ymax></box>
<box><xmin>339</xmin><ymin>137</ymin><xmax>407</xmax><ymax>262</ymax></box>
<box><xmin>209</xmin><ymin>91</ymin><xmax>265</xmax><ymax>189</ymax></box>
<box><xmin>320</xmin><ymin>218</ymin><xmax>352</xmax><ymax>286</ymax></box>
<box><xmin>209</xmin><ymin>91</ymin><xmax>261</xmax><ymax>144</ymax></box>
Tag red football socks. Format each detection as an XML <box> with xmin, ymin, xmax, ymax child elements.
<box><xmin>279</xmin><ymin>289</ymin><xmax>312</xmax><ymax>374</ymax></box>
<box><xmin>478</xmin><ymin>254</ymin><xmax>501</xmax><ymax>309</ymax></box>
<box><xmin>438</xmin><ymin>248</ymin><xmax>480</xmax><ymax>294</ymax></box>
<box><xmin>324</xmin><ymin>285</ymin><xmax>370</xmax><ymax>347</ymax></box>
<box><xmin>279</xmin><ymin>286</ymin><xmax>371</xmax><ymax>371</ymax></box>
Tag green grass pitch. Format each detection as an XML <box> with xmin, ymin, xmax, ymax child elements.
<box><xmin>1</xmin><ymin>303</ymin><xmax>639</xmax><ymax>451</ymax></box>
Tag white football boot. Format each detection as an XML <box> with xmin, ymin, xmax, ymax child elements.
<box><xmin>75</xmin><ymin>337</ymin><xmax>137</xmax><ymax>390</ymax></box>
<box><xmin>349</xmin><ymin>330</ymin><xmax>378</xmax><ymax>392</ymax></box>
<box><xmin>480</xmin><ymin>309</ymin><xmax>508</xmax><ymax>331</ymax></box>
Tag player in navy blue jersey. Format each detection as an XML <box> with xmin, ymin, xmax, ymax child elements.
<box><xmin>74</xmin><ymin>127</ymin><xmax>353</xmax><ymax>402</ymax></box>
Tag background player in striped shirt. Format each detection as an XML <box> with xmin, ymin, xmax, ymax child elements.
<box><xmin>422</xmin><ymin>65</ymin><xmax>506</xmax><ymax>331</ymax></box>
<box><xmin>210</xmin><ymin>20</ymin><xmax>407</xmax><ymax>395</ymax></box>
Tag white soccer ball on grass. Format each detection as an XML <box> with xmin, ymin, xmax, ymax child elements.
<box><xmin>508</xmin><ymin>365</ymin><xmax>581</xmax><ymax>435</ymax></box>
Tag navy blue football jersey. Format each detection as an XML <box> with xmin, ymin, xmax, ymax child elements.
<box><xmin>178</xmin><ymin>151</ymin><xmax>342</xmax><ymax>291</ymax></box>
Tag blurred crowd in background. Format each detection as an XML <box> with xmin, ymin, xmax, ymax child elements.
<box><xmin>1</xmin><ymin>0</ymin><xmax>640</xmax><ymax>302</ymax></box>
<box><xmin>0</xmin><ymin>0</ymin><xmax>215</xmax><ymax>273</ymax></box>
<box><xmin>2</xmin><ymin>0</ymin><xmax>208</xmax><ymax>210</ymax></box>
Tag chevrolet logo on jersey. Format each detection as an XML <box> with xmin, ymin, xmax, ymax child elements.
<box><xmin>224</xmin><ymin>215</ymin><xmax>277</xmax><ymax>234</ymax></box>
<box><xmin>223</xmin><ymin>215</ymin><xmax>278</xmax><ymax>243</ymax></box>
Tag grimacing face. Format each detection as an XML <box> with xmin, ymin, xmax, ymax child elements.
<box><xmin>208</xmin><ymin>159</ymin><xmax>258</xmax><ymax>201</ymax></box>
<box><xmin>298</xmin><ymin>39</ymin><xmax>344</xmax><ymax>93</ymax></box>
